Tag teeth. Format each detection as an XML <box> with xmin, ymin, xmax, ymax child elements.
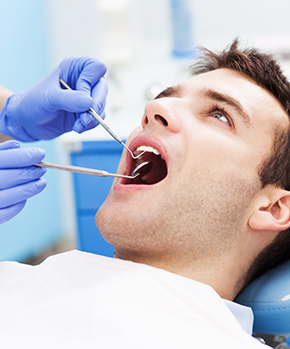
<box><xmin>135</xmin><ymin>145</ymin><xmax>160</xmax><ymax>156</ymax></box>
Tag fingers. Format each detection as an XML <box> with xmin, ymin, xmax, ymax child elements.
<box><xmin>48</xmin><ymin>56</ymin><xmax>108</xmax><ymax>134</ymax></box>
<box><xmin>58</xmin><ymin>57</ymin><xmax>107</xmax><ymax>115</ymax></box>
<box><xmin>0</xmin><ymin>144</ymin><xmax>47</xmax><ymax>225</ymax></box>
<box><xmin>0</xmin><ymin>201</ymin><xmax>26</xmax><ymax>225</ymax></box>
<box><xmin>56</xmin><ymin>76</ymin><xmax>108</xmax><ymax>114</ymax></box>
<box><xmin>91</xmin><ymin>77</ymin><xmax>108</xmax><ymax>114</ymax></box>
<box><xmin>59</xmin><ymin>56</ymin><xmax>107</xmax><ymax>95</ymax></box>
<box><xmin>0</xmin><ymin>140</ymin><xmax>20</xmax><ymax>150</ymax></box>
<box><xmin>72</xmin><ymin>77</ymin><xmax>108</xmax><ymax>133</ymax></box>
<box><xmin>0</xmin><ymin>166</ymin><xmax>47</xmax><ymax>190</ymax></box>
<box><xmin>75</xmin><ymin>57</ymin><xmax>107</xmax><ymax>95</ymax></box>
<box><xmin>0</xmin><ymin>147</ymin><xmax>45</xmax><ymax>169</ymax></box>
<box><xmin>0</xmin><ymin>178</ymin><xmax>47</xmax><ymax>209</ymax></box>
<box><xmin>72</xmin><ymin>109</ymin><xmax>106</xmax><ymax>134</ymax></box>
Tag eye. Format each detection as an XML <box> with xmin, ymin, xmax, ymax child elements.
<box><xmin>212</xmin><ymin>112</ymin><xmax>230</xmax><ymax>126</ymax></box>
<box><xmin>204</xmin><ymin>104</ymin><xmax>234</xmax><ymax>128</ymax></box>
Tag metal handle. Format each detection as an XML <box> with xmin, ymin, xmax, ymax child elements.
<box><xmin>35</xmin><ymin>161</ymin><xmax>137</xmax><ymax>179</ymax></box>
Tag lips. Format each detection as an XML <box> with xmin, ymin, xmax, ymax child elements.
<box><xmin>121</xmin><ymin>136</ymin><xmax>168</xmax><ymax>186</ymax></box>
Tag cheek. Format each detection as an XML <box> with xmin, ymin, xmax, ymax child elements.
<box><xmin>174</xmin><ymin>134</ymin><xmax>262</xmax><ymax>214</ymax></box>
<box><xmin>185</xmin><ymin>129</ymin><xmax>260</xmax><ymax>180</ymax></box>
<box><xmin>170</xmin><ymin>163</ymin><xmax>261</xmax><ymax>235</ymax></box>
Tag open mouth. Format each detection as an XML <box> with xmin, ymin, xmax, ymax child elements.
<box><xmin>124</xmin><ymin>145</ymin><xmax>168</xmax><ymax>185</ymax></box>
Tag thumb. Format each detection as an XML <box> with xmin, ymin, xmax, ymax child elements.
<box><xmin>50</xmin><ymin>89</ymin><xmax>93</xmax><ymax>113</ymax></box>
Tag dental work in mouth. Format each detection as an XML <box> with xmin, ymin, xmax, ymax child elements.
<box><xmin>125</xmin><ymin>145</ymin><xmax>167</xmax><ymax>185</ymax></box>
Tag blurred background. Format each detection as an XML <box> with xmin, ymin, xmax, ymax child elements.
<box><xmin>1</xmin><ymin>0</ymin><xmax>290</xmax><ymax>264</ymax></box>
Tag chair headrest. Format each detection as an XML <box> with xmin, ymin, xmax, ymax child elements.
<box><xmin>235</xmin><ymin>259</ymin><xmax>290</xmax><ymax>334</ymax></box>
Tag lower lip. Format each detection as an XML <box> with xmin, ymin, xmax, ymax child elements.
<box><xmin>113</xmin><ymin>182</ymin><xmax>156</xmax><ymax>193</ymax></box>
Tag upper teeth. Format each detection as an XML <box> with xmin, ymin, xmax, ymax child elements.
<box><xmin>135</xmin><ymin>145</ymin><xmax>160</xmax><ymax>156</ymax></box>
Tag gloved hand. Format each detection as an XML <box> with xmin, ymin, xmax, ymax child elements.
<box><xmin>0</xmin><ymin>140</ymin><xmax>47</xmax><ymax>224</ymax></box>
<box><xmin>0</xmin><ymin>56</ymin><xmax>108</xmax><ymax>141</ymax></box>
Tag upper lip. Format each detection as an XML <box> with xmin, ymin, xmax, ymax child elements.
<box><xmin>122</xmin><ymin>134</ymin><xmax>169</xmax><ymax>180</ymax></box>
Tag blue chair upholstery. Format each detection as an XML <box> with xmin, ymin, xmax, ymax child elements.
<box><xmin>235</xmin><ymin>260</ymin><xmax>290</xmax><ymax>335</ymax></box>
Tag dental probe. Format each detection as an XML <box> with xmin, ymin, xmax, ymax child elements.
<box><xmin>35</xmin><ymin>161</ymin><xmax>153</xmax><ymax>180</ymax></box>
<box><xmin>59</xmin><ymin>79</ymin><xmax>145</xmax><ymax>160</ymax></box>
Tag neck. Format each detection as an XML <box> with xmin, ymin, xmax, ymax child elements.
<box><xmin>114</xmin><ymin>249</ymin><xmax>246</xmax><ymax>301</ymax></box>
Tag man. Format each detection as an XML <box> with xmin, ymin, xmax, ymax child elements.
<box><xmin>97</xmin><ymin>39</ymin><xmax>290</xmax><ymax>295</ymax></box>
<box><xmin>0</xmin><ymin>40</ymin><xmax>289</xmax><ymax>347</ymax></box>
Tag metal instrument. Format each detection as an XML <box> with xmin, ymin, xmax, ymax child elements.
<box><xmin>35</xmin><ymin>161</ymin><xmax>153</xmax><ymax>180</ymax></box>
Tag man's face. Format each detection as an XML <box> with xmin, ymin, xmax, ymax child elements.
<box><xmin>96</xmin><ymin>68</ymin><xmax>288</xmax><ymax>263</ymax></box>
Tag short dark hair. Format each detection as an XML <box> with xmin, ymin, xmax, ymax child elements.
<box><xmin>192</xmin><ymin>39</ymin><xmax>290</xmax><ymax>114</ymax></box>
<box><xmin>192</xmin><ymin>39</ymin><xmax>290</xmax><ymax>288</ymax></box>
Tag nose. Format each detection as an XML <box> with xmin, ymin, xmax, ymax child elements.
<box><xmin>141</xmin><ymin>98</ymin><xmax>182</xmax><ymax>133</ymax></box>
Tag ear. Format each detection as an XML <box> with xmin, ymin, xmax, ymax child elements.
<box><xmin>248</xmin><ymin>185</ymin><xmax>290</xmax><ymax>231</ymax></box>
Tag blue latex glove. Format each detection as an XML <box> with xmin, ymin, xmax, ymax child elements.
<box><xmin>0</xmin><ymin>140</ymin><xmax>47</xmax><ymax>224</ymax></box>
<box><xmin>0</xmin><ymin>56</ymin><xmax>108</xmax><ymax>141</ymax></box>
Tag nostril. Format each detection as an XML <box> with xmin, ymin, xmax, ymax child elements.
<box><xmin>143</xmin><ymin>115</ymin><xmax>149</xmax><ymax>126</ymax></box>
<box><xmin>155</xmin><ymin>114</ymin><xmax>168</xmax><ymax>126</ymax></box>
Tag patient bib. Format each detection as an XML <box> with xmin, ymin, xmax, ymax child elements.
<box><xmin>0</xmin><ymin>250</ymin><xmax>268</xmax><ymax>348</ymax></box>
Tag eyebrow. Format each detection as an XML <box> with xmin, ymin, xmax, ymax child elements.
<box><xmin>155</xmin><ymin>85</ymin><xmax>181</xmax><ymax>99</ymax></box>
<box><xmin>199</xmin><ymin>88</ymin><xmax>251</xmax><ymax>128</ymax></box>
<box><xmin>155</xmin><ymin>85</ymin><xmax>251</xmax><ymax>128</ymax></box>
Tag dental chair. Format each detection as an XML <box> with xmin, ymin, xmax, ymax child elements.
<box><xmin>235</xmin><ymin>259</ymin><xmax>290</xmax><ymax>347</ymax></box>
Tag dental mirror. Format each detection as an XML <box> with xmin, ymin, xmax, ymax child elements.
<box><xmin>131</xmin><ymin>161</ymin><xmax>153</xmax><ymax>178</ymax></box>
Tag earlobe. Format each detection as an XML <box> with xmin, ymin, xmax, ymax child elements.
<box><xmin>248</xmin><ymin>187</ymin><xmax>290</xmax><ymax>232</ymax></box>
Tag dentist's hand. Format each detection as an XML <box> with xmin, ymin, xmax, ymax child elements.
<box><xmin>0</xmin><ymin>141</ymin><xmax>47</xmax><ymax>224</ymax></box>
<box><xmin>0</xmin><ymin>56</ymin><xmax>108</xmax><ymax>141</ymax></box>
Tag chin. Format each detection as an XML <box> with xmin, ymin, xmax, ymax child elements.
<box><xmin>95</xmin><ymin>204</ymin><xmax>113</xmax><ymax>240</ymax></box>
<box><xmin>95</xmin><ymin>197</ymin><xmax>164</xmax><ymax>252</ymax></box>
<box><xmin>95</xmin><ymin>201</ymin><xmax>139</xmax><ymax>246</ymax></box>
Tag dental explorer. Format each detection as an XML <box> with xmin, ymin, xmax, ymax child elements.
<box><xmin>59</xmin><ymin>79</ymin><xmax>145</xmax><ymax>160</ymax></box>
<box><xmin>35</xmin><ymin>161</ymin><xmax>153</xmax><ymax>180</ymax></box>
